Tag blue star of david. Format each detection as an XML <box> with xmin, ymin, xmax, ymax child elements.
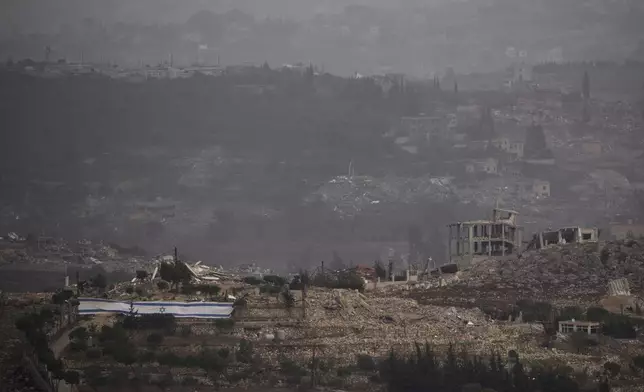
<box><xmin>159</xmin><ymin>306</ymin><xmax>166</xmax><ymax>313</ymax></box>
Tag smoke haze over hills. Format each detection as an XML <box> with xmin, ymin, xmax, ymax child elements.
<box><xmin>2</xmin><ymin>0</ymin><xmax>643</xmax><ymax>75</ymax></box>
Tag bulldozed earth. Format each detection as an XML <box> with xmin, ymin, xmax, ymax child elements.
<box><xmin>4</xmin><ymin>239</ymin><xmax>644</xmax><ymax>391</ymax></box>
<box><xmin>415</xmin><ymin>240</ymin><xmax>644</xmax><ymax>309</ymax></box>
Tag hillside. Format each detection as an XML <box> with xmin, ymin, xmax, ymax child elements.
<box><xmin>416</xmin><ymin>240</ymin><xmax>644</xmax><ymax>308</ymax></box>
<box><xmin>0</xmin><ymin>69</ymin><xmax>469</xmax><ymax>262</ymax></box>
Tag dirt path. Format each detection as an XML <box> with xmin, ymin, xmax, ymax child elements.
<box><xmin>50</xmin><ymin>328</ymin><xmax>72</xmax><ymax>392</ymax></box>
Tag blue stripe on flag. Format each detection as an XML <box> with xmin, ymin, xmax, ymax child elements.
<box><xmin>78</xmin><ymin>309</ymin><xmax>231</xmax><ymax>318</ymax></box>
<box><xmin>79</xmin><ymin>298</ymin><xmax>233</xmax><ymax>307</ymax></box>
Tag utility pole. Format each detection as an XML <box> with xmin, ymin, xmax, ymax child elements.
<box><xmin>174</xmin><ymin>247</ymin><xmax>178</xmax><ymax>264</ymax></box>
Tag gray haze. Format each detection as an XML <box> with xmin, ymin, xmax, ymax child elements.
<box><xmin>2</xmin><ymin>0</ymin><xmax>644</xmax><ymax>75</ymax></box>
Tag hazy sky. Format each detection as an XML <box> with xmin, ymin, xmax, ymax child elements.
<box><xmin>1</xmin><ymin>0</ymin><xmax>453</xmax><ymax>32</ymax></box>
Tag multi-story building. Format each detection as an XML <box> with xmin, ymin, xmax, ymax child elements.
<box><xmin>447</xmin><ymin>207</ymin><xmax>523</xmax><ymax>268</ymax></box>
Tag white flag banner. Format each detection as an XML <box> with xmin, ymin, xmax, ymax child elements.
<box><xmin>79</xmin><ymin>298</ymin><xmax>234</xmax><ymax>319</ymax></box>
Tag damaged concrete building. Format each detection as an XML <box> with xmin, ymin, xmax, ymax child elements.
<box><xmin>447</xmin><ymin>208</ymin><xmax>523</xmax><ymax>268</ymax></box>
<box><xmin>528</xmin><ymin>226</ymin><xmax>599</xmax><ymax>250</ymax></box>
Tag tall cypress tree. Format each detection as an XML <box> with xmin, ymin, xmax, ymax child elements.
<box><xmin>582</xmin><ymin>70</ymin><xmax>590</xmax><ymax>100</ymax></box>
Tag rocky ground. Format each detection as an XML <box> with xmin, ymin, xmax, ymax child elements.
<box><xmin>413</xmin><ymin>240</ymin><xmax>644</xmax><ymax>309</ymax></box>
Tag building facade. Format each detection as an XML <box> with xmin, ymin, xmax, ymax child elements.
<box><xmin>447</xmin><ymin>208</ymin><xmax>523</xmax><ymax>268</ymax></box>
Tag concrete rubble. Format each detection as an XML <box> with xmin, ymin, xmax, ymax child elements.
<box><xmin>418</xmin><ymin>240</ymin><xmax>644</xmax><ymax>306</ymax></box>
<box><xmin>0</xmin><ymin>232</ymin><xmax>150</xmax><ymax>273</ymax></box>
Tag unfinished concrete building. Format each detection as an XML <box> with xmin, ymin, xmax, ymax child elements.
<box><xmin>529</xmin><ymin>226</ymin><xmax>598</xmax><ymax>250</ymax></box>
<box><xmin>447</xmin><ymin>208</ymin><xmax>523</xmax><ymax>268</ymax></box>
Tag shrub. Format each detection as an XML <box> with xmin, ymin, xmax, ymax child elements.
<box><xmin>125</xmin><ymin>286</ymin><xmax>134</xmax><ymax>294</ymax></box>
<box><xmin>243</xmin><ymin>276</ymin><xmax>263</xmax><ymax>285</ymax></box>
<box><xmin>632</xmin><ymin>355</ymin><xmax>644</xmax><ymax>373</ymax></box>
<box><xmin>139</xmin><ymin>350</ymin><xmax>157</xmax><ymax>363</ymax></box>
<box><xmin>356</xmin><ymin>354</ymin><xmax>377</xmax><ymax>371</ymax></box>
<box><xmin>603</xmin><ymin>361</ymin><xmax>620</xmax><ymax>378</ymax></box>
<box><xmin>157</xmin><ymin>352</ymin><xmax>182</xmax><ymax>366</ymax></box>
<box><xmin>260</xmin><ymin>284</ymin><xmax>282</xmax><ymax>294</ymax></box>
<box><xmin>280</xmin><ymin>357</ymin><xmax>307</xmax><ymax>377</ymax></box>
<box><xmin>214</xmin><ymin>319</ymin><xmax>235</xmax><ymax>330</ymax></box>
<box><xmin>157</xmin><ymin>280</ymin><xmax>170</xmax><ymax>290</ymax></box>
<box><xmin>281</xmin><ymin>290</ymin><xmax>296</xmax><ymax>309</ymax></box>
<box><xmin>217</xmin><ymin>348</ymin><xmax>230</xmax><ymax>359</ymax></box>
<box><xmin>146</xmin><ymin>332</ymin><xmax>164</xmax><ymax>346</ymax></box>
<box><xmin>264</xmin><ymin>275</ymin><xmax>288</xmax><ymax>287</ymax></box>
<box><xmin>182</xmin><ymin>376</ymin><xmax>198</xmax><ymax>386</ymax></box>
<box><xmin>134</xmin><ymin>287</ymin><xmax>146</xmax><ymax>297</ymax></box>
<box><xmin>69</xmin><ymin>340</ymin><xmax>88</xmax><ymax>352</ymax></box>
<box><xmin>587</xmin><ymin>307</ymin><xmax>610</xmax><ymax>322</ymax></box>
<box><xmin>570</xmin><ymin>331</ymin><xmax>590</xmax><ymax>353</ymax></box>
<box><xmin>237</xmin><ymin>339</ymin><xmax>254</xmax><ymax>363</ymax></box>
<box><xmin>85</xmin><ymin>348</ymin><xmax>102</xmax><ymax>359</ymax></box>
<box><xmin>515</xmin><ymin>300</ymin><xmax>552</xmax><ymax>322</ymax></box>
<box><xmin>180</xmin><ymin>325</ymin><xmax>192</xmax><ymax>337</ymax></box>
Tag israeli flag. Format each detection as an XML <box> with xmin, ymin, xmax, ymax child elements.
<box><xmin>78</xmin><ymin>298</ymin><xmax>234</xmax><ymax>319</ymax></box>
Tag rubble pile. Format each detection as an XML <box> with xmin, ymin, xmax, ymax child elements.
<box><xmin>260</xmin><ymin>288</ymin><xmax>506</xmax><ymax>359</ymax></box>
<box><xmin>425</xmin><ymin>240</ymin><xmax>644</xmax><ymax>304</ymax></box>
<box><xmin>0</xmin><ymin>232</ymin><xmax>151</xmax><ymax>273</ymax></box>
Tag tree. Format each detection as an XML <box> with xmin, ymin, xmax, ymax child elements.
<box><xmin>64</xmin><ymin>370</ymin><xmax>80</xmax><ymax>391</ymax></box>
<box><xmin>582</xmin><ymin>70</ymin><xmax>590</xmax><ymax>100</ymax></box>
<box><xmin>570</xmin><ymin>331</ymin><xmax>589</xmax><ymax>353</ymax></box>
<box><xmin>603</xmin><ymin>361</ymin><xmax>620</xmax><ymax>378</ymax></box>
<box><xmin>237</xmin><ymin>339</ymin><xmax>254</xmax><ymax>363</ymax></box>
<box><xmin>525</xmin><ymin>122</ymin><xmax>549</xmax><ymax>159</ymax></box>
<box><xmin>156</xmin><ymin>280</ymin><xmax>170</xmax><ymax>290</ymax></box>
<box><xmin>146</xmin><ymin>332</ymin><xmax>164</xmax><ymax>348</ymax></box>
<box><xmin>52</xmin><ymin>369</ymin><xmax>66</xmax><ymax>391</ymax></box>
<box><xmin>264</xmin><ymin>275</ymin><xmax>288</xmax><ymax>287</ymax></box>
<box><xmin>113</xmin><ymin>343</ymin><xmax>137</xmax><ymax>367</ymax></box>
<box><xmin>159</xmin><ymin>262</ymin><xmax>192</xmax><ymax>290</ymax></box>
<box><xmin>69</xmin><ymin>327</ymin><xmax>89</xmax><ymax>351</ymax></box>
<box><xmin>374</xmin><ymin>261</ymin><xmax>387</xmax><ymax>280</ymax></box>
<box><xmin>135</xmin><ymin>270</ymin><xmax>148</xmax><ymax>280</ymax></box>
<box><xmin>632</xmin><ymin>355</ymin><xmax>644</xmax><ymax>375</ymax></box>
<box><xmin>90</xmin><ymin>273</ymin><xmax>107</xmax><ymax>291</ymax></box>
<box><xmin>281</xmin><ymin>290</ymin><xmax>296</xmax><ymax>315</ymax></box>
<box><xmin>83</xmin><ymin>365</ymin><xmax>107</xmax><ymax>391</ymax></box>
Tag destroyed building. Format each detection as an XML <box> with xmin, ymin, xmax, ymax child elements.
<box><xmin>528</xmin><ymin>226</ymin><xmax>598</xmax><ymax>250</ymax></box>
<box><xmin>447</xmin><ymin>208</ymin><xmax>523</xmax><ymax>268</ymax></box>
